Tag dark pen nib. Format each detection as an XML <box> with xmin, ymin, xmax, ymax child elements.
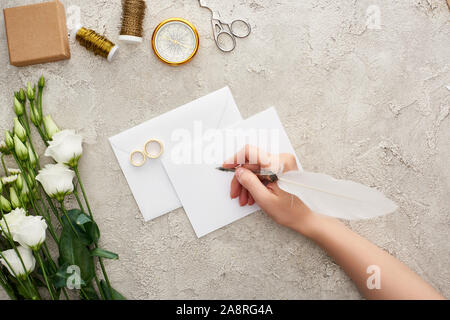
<box><xmin>216</xmin><ymin>166</ymin><xmax>278</xmax><ymax>183</ymax></box>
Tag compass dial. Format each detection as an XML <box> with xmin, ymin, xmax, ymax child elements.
<box><xmin>152</xmin><ymin>18</ymin><xmax>199</xmax><ymax>65</ymax></box>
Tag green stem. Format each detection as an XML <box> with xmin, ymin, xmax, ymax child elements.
<box><xmin>18</xmin><ymin>109</ymin><xmax>40</xmax><ymax>172</ymax></box>
<box><xmin>59</xmin><ymin>201</ymin><xmax>79</xmax><ymax>238</ymax></box>
<box><xmin>62</xmin><ymin>288</ymin><xmax>70</xmax><ymax>300</ymax></box>
<box><xmin>33</xmin><ymin>88</ymin><xmax>49</xmax><ymax>145</ymax></box>
<box><xmin>94</xmin><ymin>274</ymin><xmax>106</xmax><ymax>300</ymax></box>
<box><xmin>43</xmin><ymin>192</ymin><xmax>62</xmax><ymax>225</ymax></box>
<box><xmin>36</xmin><ymin>126</ymin><xmax>49</xmax><ymax>146</ymax></box>
<box><xmin>34</xmin><ymin>250</ymin><xmax>55</xmax><ymax>300</ymax></box>
<box><xmin>73</xmin><ymin>166</ymin><xmax>93</xmax><ymax>220</ymax></box>
<box><xmin>73</xmin><ymin>188</ymin><xmax>85</xmax><ymax>213</ymax></box>
<box><xmin>24</xmin><ymin>278</ymin><xmax>41</xmax><ymax>300</ymax></box>
<box><xmin>1</xmin><ymin>154</ymin><xmax>8</xmax><ymax>176</ymax></box>
<box><xmin>73</xmin><ymin>165</ymin><xmax>114</xmax><ymax>299</ymax></box>
<box><xmin>80</xmin><ymin>287</ymin><xmax>90</xmax><ymax>300</ymax></box>
<box><xmin>41</xmin><ymin>242</ymin><xmax>69</xmax><ymax>300</ymax></box>
<box><xmin>21</xmin><ymin>99</ymin><xmax>31</xmax><ymax>134</ymax></box>
<box><xmin>42</xmin><ymin>242</ymin><xmax>57</xmax><ymax>272</ymax></box>
<box><xmin>0</xmin><ymin>272</ymin><xmax>16</xmax><ymax>299</ymax></box>
<box><xmin>20</xmin><ymin>149</ymin><xmax>61</xmax><ymax>233</ymax></box>
<box><xmin>96</xmin><ymin>254</ymin><xmax>114</xmax><ymax>299</ymax></box>
<box><xmin>38</xmin><ymin>88</ymin><xmax>43</xmax><ymax>118</ymax></box>
<box><xmin>20</xmin><ymin>169</ymin><xmax>59</xmax><ymax>244</ymax></box>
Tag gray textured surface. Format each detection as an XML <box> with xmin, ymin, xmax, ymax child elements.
<box><xmin>0</xmin><ymin>0</ymin><xmax>449</xmax><ymax>299</ymax></box>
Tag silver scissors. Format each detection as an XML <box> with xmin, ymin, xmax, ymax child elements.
<box><xmin>198</xmin><ymin>0</ymin><xmax>251</xmax><ymax>52</ymax></box>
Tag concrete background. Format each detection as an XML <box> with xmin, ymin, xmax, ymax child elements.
<box><xmin>0</xmin><ymin>0</ymin><xmax>449</xmax><ymax>299</ymax></box>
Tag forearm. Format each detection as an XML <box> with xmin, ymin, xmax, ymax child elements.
<box><xmin>297</xmin><ymin>214</ymin><xmax>444</xmax><ymax>300</ymax></box>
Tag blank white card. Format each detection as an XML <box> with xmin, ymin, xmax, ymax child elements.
<box><xmin>162</xmin><ymin>107</ymin><xmax>301</xmax><ymax>237</ymax></box>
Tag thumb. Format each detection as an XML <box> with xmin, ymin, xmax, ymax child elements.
<box><xmin>235</xmin><ymin>167</ymin><xmax>274</xmax><ymax>204</ymax></box>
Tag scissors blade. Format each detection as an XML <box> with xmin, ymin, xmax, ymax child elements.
<box><xmin>198</xmin><ymin>0</ymin><xmax>220</xmax><ymax>19</ymax></box>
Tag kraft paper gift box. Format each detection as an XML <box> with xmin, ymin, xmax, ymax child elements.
<box><xmin>3</xmin><ymin>0</ymin><xmax>70</xmax><ymax>67</ymax></box>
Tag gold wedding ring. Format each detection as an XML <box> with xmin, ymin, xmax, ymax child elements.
<box><xmin>130</xmin><ymin>150</ymin><xmax>147</xmax><ymax>167</ymax></box>
<box><xmin>144</xmin><ymin>139</ymin><xmax>164</xmax><ymax>159</ymax></box>
<box><xmin>129</xmin><ymin>139</ymin><xmax>164</xmax><ymax>167</ymax></box>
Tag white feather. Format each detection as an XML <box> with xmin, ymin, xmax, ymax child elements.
<box><xmin>277</xmin><ymin>171</ymin><xmax>398</xmax><ymax>220</ymax></box>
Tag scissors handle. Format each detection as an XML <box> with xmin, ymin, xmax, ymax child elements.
<box><xmin>229</xmin><ymin>19</ymin><xmax>251</xmax><ymax>38</ymax></box>
<box><xmin>212</xmin><ymin>19</ymin><xmax>236</xmax><ymax>52</ymax></box>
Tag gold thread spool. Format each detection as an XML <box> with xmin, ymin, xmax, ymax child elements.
<box><xmin>119</xmin><ymin>0</ymin><xmax>146</xmax><ymax>43</ymax></box>
<box><xmin>74</xmin><ymin>26</ymin><xmax>119</xmax><ymax>62</ymax></box>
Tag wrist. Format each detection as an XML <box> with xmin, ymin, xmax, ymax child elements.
<box><xmin>289</xmin><ymin>210</ymin><xmax>322</xmax><ymax>238</ymax></box>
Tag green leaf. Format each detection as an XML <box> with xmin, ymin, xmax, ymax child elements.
<box><xmin>80</xmin><ymin>284</ymin><xmax>100</xmax><ymax>300</ymax></box>
<box><xmin>50</xmin><ymin>263</ymin><xmax>85</xmax><ymax>289</ymax></box>
<box><xmin>91</xmin><ymin>248</ymin><xmax>118</xmax><ymax>260</ymax></box>
<box><xmin>50</xmin><ymin>263</ymin><xmax>69</xmax><ymax>289</ymax></box>
<box><xmin>59</xmin><ymin>228</ymin><xmax>95</xmax><ymax>283</ymax></box>
<box><xmin>75</xmin><ymin>212</ymin><xmax>92</xmax><ymax>233</ymax></box>
<box><xmin>111</xmin><ymin>287</ymin><xmax>126</xmax><ymax>300</ymax></box>
<box><xmin>99</xmin><ymin>280</ymin><xmax>126</xmax><ymax>300</ymax></box>
<box><xmin>61</xmin><ymin>209</ymin><xmax>97</xmax><ymax>245</ymax></box>
<box><xmin>86</xmin><ymin>221</ymin><xmax>100</xmax><ymax>244</ymax></box>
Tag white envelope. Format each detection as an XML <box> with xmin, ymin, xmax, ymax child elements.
<box><xmin>161</xmin><ymin>107</ymin><xmax>302</xmax><ymax>237</ymax></box>
<box><xmin>109</xmin><ymin>87</ymin><xmax>242</xmax><ymax>221</ymax></box>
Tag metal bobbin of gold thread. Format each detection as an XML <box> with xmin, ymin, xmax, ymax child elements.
<box><xmin>72</xmin><ymin>24</ymin><xmax>119</xmax><ymax>62</ymax></box>
<box><xmin>119</xmin><ymin>0</ymin><xmax>146</xmax><ymax>44</ymax></box>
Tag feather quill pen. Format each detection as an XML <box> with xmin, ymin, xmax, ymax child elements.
<box><xmin>217</xmin><ymin>168</ymin><xmax>398</xmax><ymax>220</ymax></box>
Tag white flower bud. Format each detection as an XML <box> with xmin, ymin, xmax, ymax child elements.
<box><xmin>13</xmin><ymin>118</ymin><xmax>27</xmax><ymax>143</ymax></box>
<box><xmin>4</xmin><ymin>131</ymin><xmax>14</xmax><ymax>151</ymax></box>
<box><xmin>13</xmin><ymin>97</ymin><xmax>24</xmax><ymax>117</ymax></box>
<box><xmin>43</xmin><ymin>115</ymin><xmax>60</xmax><ymax>140</ymax></box>
<box><xmin>7</xmin><ymin>168</ymin><xmax>21</xmax><ymax>175</ymax></box>
<box><xmin>13</xmin><ymin>135</ymin><xmax>28</xmax><ymax>161</ymax></box>
<box><xmin>9</xmin><ymin>187</ymin><xmax>21</xmax><ymax>209</ymax></box>
<box><xmin>0</xmin><ymin>196</ymin><xmax>12</xmax><ymax>213</ymax></box>
<box><xmin>15</xmin><ymin>174</ymin><xmax>23</xmax><ymax>191</ymax></box>
<box><xmin>26</xmin><ymin>142</ymin><xmax>38</xmax><ymax>168</ymax></box>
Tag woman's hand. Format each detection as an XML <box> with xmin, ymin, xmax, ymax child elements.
<box><xmin>224</xmin><ymin>146</ymin><xmax>445</xmax><ymax>299</ymax></box>
<box><xmin>223</xmin><ymin>145</ymin><xmax>318</xmax><ymax>236</ymax></box>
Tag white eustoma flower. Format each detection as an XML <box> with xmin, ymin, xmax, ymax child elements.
<box><xmin>35</xmin><ymin>163</ymin><xmax>75</xmax><ymax>201</ymax></box>
<box><xmin>0</xmin><ymin>208</ymin><xmax>26</xmax><ymax>235</ymax></box>
<box><xmin>12</xmin><ymin>216</ymin><xmax>47</xmax><ymax>250</ymax></box>
<box><xmin>45</xmin><ymin>130</ymin><xmax>83</xmax><ymax>167</ymax></box>
<box><xmin>7</xmin><ymin>168</ymin><xmax>21</xmax><ymax>175</ymax></box>
<box><xmin>0</xmin><ymin>246</ymin><xmax>36</xmax><ymax>279</ymax></box>
<box><xmin>1</xmin><ymin>175</ymin><xmax>18</xmax><ymax>185</ymax></box>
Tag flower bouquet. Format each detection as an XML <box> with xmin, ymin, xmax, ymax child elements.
<box><xmin>0</xmin><ymin>76</ymin><xmax>124</xmax><ymax>300</ymax></box>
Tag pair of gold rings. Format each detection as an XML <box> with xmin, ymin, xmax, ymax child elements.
<box><xmin>130</xmin><ymin>139</ymin><xmax>164</xmax><ymax>167</ymax></box>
